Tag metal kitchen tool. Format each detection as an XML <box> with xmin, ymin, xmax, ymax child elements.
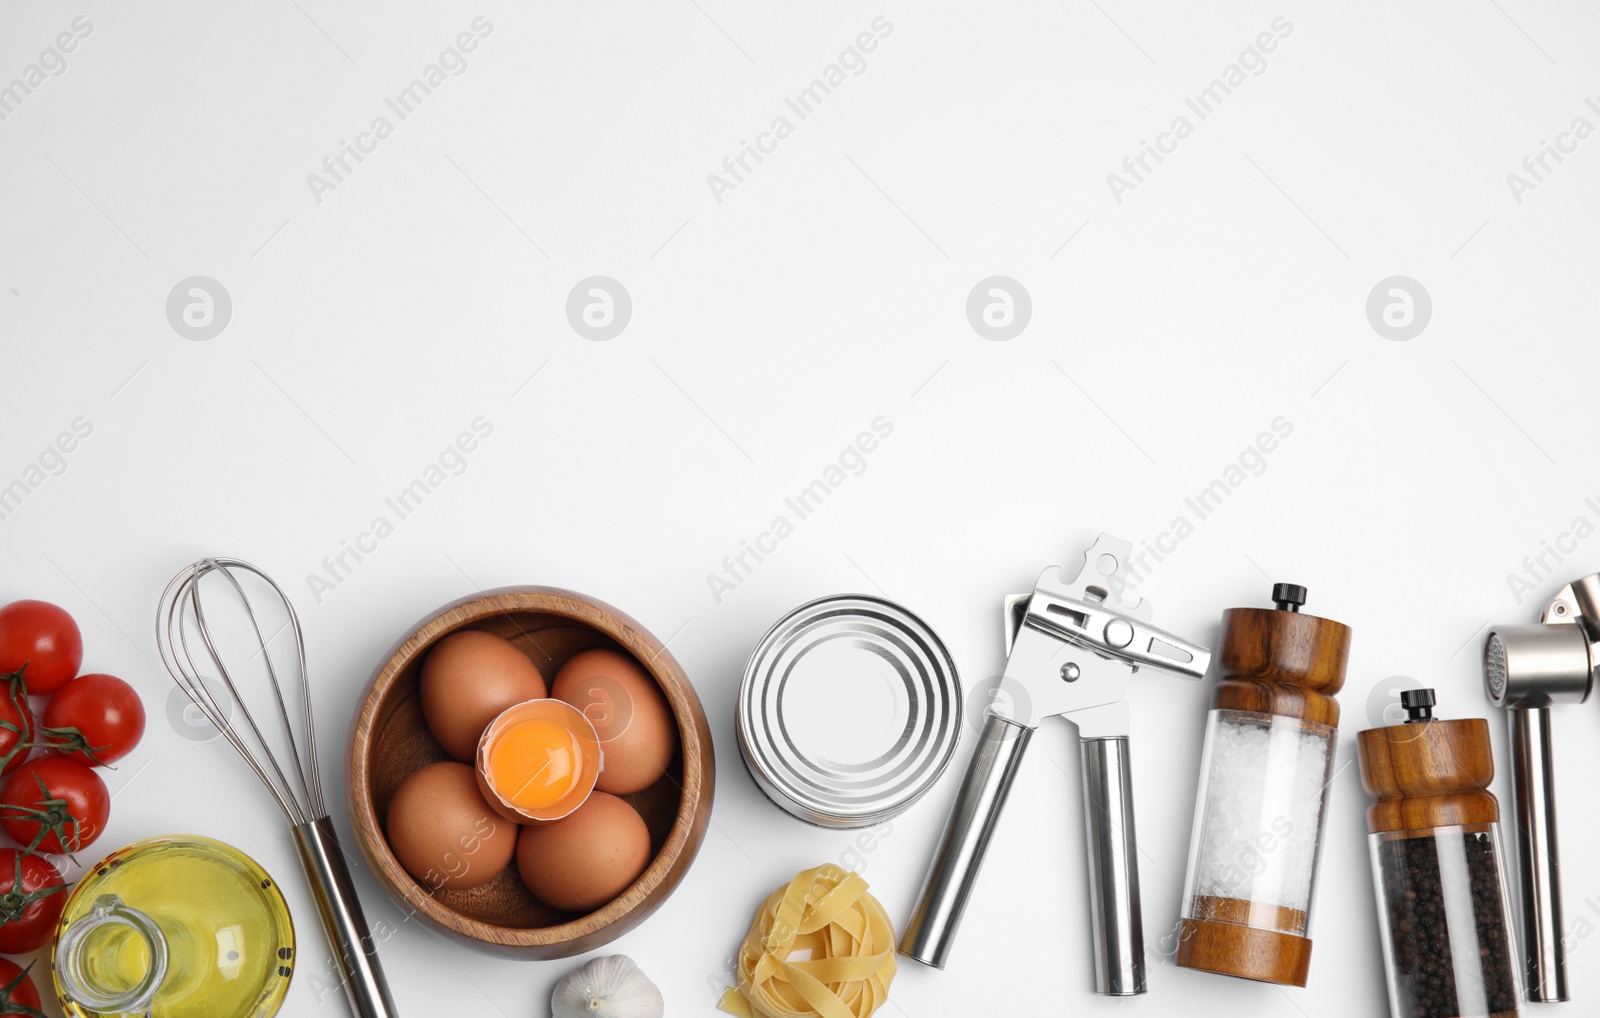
<box><xmin>1483</xmin><ymin>573</ymin><xmax>1600</xmax><ymax>1003</ymax></box>
<box><xmin>738</xmin><ymin>594</ymin><xmax>962</xmax><ymax>828</ymax></box>
<box><xmin>157</xmin><ymin>558</ymin><xmax>399</xmax><ymax>1018</ymax></box>
<box><xmin>899</xmin><ymin>534</ymin><xmax>1210</xmax><ymax>995</ymax></box>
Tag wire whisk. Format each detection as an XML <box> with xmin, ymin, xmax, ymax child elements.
<box><xmin>157</xmin><ymin>557</ymin><xmax>398</xmax><ymax>1018</ymax></box>
<box><xmin>157</xmin><ymin>558</ymin><xmax>324</xmax><ymax>826</ymax></box>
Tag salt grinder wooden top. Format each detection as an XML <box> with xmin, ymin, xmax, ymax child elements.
<box><xmin>1357</xmin><ymin>689</ymin><xmax>1498</xmax><ymax>833</ymax></box>
<box><xmin>1213</xmin><ymin>582</ymin><xmax>1352</xmax><ymax>723</ymax></box>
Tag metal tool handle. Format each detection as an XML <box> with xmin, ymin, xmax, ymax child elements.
<box><xmin>1509</xmin><ymin>707</ymin><xmax>1568</xmax><ymax>1002</ymax></box>
<box><xmin>1080</xmin><ymin>736</ymin><xmax>1144</xmax><ymax>996</ymax></box>
<box><xmin>899</xmin><ymin>712</ymin><xmax>1032</xmax><ymax>968</ymax></box>
<box><xmin>293</xmin><ymin>816</ymin><xmax>401</xmax><ymax>1018</ymax></box>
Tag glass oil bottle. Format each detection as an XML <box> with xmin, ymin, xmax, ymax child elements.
<box><xmin>52</xmin><ymin>835</ymin><xmax>294</xmax><ymax>1018</ymax></box>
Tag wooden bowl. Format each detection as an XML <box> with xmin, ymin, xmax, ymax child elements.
<box><xmin>347</xmin><ymin>587</ymin><xmax>715</xmax><ymax>958</ymax></box>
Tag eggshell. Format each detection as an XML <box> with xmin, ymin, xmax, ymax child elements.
<box><xmin>515</xmin><ymin>791</ymin><xmax>652</xmax><ymax>913</ymax></box>
<box><xmin>551</xmin><ymin>649</ymin><xmax>676</xmax><ymax>795</ymax></box>
<box><xmin>420</xmin><ymin>630</ymin><xmax>547</xmax><ymax>761</ymax></box>
<box><xmin>385</xmin><ymin>761</ymin><xmax>517</xmax><ymax>890</ymax></box>
<box><xmin>476</xmin><ymin>764</ymin><xmax>527</xmax><ymax>826</ymax></box>
<box><xmin>475</xmin><ymin>699</ymin><xmax>602</xmax><ymax>825</ymax></box>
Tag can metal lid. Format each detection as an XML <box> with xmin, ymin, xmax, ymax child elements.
<box><xmin>738</xmin><ymin>594</ymin><xmax>962</xmax><ymax>829</ymax></box>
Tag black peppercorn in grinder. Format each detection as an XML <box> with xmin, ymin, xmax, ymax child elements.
<box><xmin>1357</xmin><ymin>689</ymin><xmax>1523</xmax><ymax>1018</ymax></box>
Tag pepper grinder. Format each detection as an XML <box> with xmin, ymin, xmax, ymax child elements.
<box><xmin>1175</xmin><ymin>583</ymin><xmax>1351</xmax><ymax>986</ymax></box>
<box><xmin>1358</xmin><ymin>689</ymin><xmax>1523</xmax><ymax>1018</ymax></box>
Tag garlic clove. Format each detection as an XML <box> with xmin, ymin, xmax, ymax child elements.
<box><xmin>551</xmin><ymin>955</ymin><xmax>664</xmax><ymax>1018</ymax></box>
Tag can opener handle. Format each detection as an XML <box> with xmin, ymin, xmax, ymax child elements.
<box><xmin>897</xmin><ymin>534</ymin><xmax>1210</xmax><ymax>995</ymax></box>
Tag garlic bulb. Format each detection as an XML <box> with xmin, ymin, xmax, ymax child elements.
<box><xmin>551</xmin><ymin>955</ymin><xmax>664</xmax><ymax>1018</ymax></box>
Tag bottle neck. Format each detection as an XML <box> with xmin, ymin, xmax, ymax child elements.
<box><xmin>55</xmin><ymin>894</ymin><xmax>169</xmax><ymax>1016</ymax></box>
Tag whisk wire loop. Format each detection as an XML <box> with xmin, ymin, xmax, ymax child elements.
<box><xmin>157</xmin><ymin>557</ymin><xmax>327</xmax><ymax>826</ymax></box>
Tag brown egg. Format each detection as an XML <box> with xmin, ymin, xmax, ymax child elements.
<box><xmin>385</xmin><ymin>762</ymin><xmax>516</xmax><ymax>890</ymax></box>
<box><xmin>515</xmin><ymin>791</ymin><xmax>652</xmax><ymax>912</ymax></box>
<box><xmin>551</xmin><ymin>649</ymin><xmax>676</xmax><ymax>795</ymax></box>
<box><xmin>420</xmin><ymin>630</ymin><xmax>547</xmax><ymax>761</ymax></box>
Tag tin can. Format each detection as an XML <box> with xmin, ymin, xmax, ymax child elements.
<box><xmin>737</xmin><ymin>594</ymin><xmax>962</xmax><ymax>828</ymax></box>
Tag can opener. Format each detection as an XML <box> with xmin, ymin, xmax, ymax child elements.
<box><xmin>898</xmin><ymin>533</ymin><xmax>1211</xmax><ymax>995</ymax></box>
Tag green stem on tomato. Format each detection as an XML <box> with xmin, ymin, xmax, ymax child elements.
<box><xmin>0</xmin><ymin>852</ymin><xmax>64</xmax><ymax>925</ymax></box>
<box><xmin>23</xmin><ymin>725</ymin><xmax>110</xmax><ymax>767</ymax></box>
<box><xmin>0</xmin><ymin>782</ymin><xmax>84</xmax><ymax>864</ymax></box>
<box><xmin>0</xmin><ymin>961</ymin><xmax>46</xmax><ymax>1018</ymax></box>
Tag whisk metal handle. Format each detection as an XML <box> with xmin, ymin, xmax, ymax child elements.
<box><xmin>293</xmin><ymin>816</ymin><xmax>400</xmax><ymax>1018</ymax></box>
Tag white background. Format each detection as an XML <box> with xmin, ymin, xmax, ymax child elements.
<box><xmin>4</xmin><ymin>2</ymin><xmax>1600</xmax><ymax>1016</ymax></box>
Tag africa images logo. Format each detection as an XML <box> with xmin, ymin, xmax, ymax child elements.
<box><xmin>166</xmin><ymin>276</ymin><xmax>233</xmax><ymax>342</ymax></box>
<box><xmin>1106</xmin><ymin>18</ymin><xmax>1293</xmax><ymax>204</ymax></box>
<box><xmin>566</xmin><ymin>277</ymin><xmax>632</xmax><ymax>341</ymax></box>
<box><xmin>0</xmin><ymin>17</ymin><xmax>93</xmax><ymax>122</ymax></box>
<box><xmin>1366</xmin><ymin>276</ymin><xmax>1431</xmax><ymax>342</ymax></box>
<box><xmin>966</xmin><ymin>277</ymin><xmax>1031</xmax><ymax>341</ymax></box>
<box><xmin>305</xmin><ymin>18</ymin><xmax>494</xmax><ymax>205</ymax></box>
<box><xmin>706</xmin><ymin>17</ymin><xmax>893</xmax><ymax>204</ymax></box>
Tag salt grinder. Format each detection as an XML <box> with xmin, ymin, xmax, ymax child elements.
<box><xmin>1358</xmin><ymin>689</ymin><xmax>1523</xmax><ymax>1018</ymax></box>
<box><xmin>1175</xmin><ymin>583</ymin><xmax>1351</xmax><ymax>986</ymax></box>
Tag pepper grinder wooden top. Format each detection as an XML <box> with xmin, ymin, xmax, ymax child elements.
<box><xmin>1357</xmin><ymin>689</ymin><xmax>1498</xmax><ymax>834</ymax></box>
<box><xmin>1213</xmin><ymin>583</ymin><xmax>1353</xmax><ymax>726</ymax></box>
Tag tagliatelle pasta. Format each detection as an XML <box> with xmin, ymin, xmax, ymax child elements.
<box><xmin>720</xmin><ymin>864</ymin><xmax>897</xmax><ymax>1018</ymax></box>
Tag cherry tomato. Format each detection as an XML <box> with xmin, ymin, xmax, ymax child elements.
<box><xmin>0</xmin><ymin>756</ymin><xmax>110</xmax><ymax>856</ymax></box>
<box><xmin>0</xmin><ymin>848</ymin><xmax>66</xmax><ymax>954</ymax></box>
<box><xmin>0</xmin><ymin>599</ymin><xmax>83</xmax><ymax>695</ymax></box>
<box><xmin>0</xmin><ymin>683</ymin><xmax>31</xmax><ymax>777</ymax></box>
<box><xmin>43</xmin><ymin>672</ymin><xmax>146</xmax><ymax>766</ymax></box>
<box><xmin>0</xmin><ymin>958</ymin><xmax>43</xmax><ymax>1017</ymax></box>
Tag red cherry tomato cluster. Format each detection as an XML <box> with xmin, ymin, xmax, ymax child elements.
<box><xmin>0</xmin><ymin>598</ymin><xmax>147</xmax><ymax>995</ymax></box>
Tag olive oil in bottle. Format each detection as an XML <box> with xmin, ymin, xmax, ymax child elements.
<box><xmin>53</xmin><ymin>835</ymin><xmax>294</xmax><ymax>1018</ymax></box>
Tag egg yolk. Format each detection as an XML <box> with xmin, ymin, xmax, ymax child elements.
<box><xmin>488</xmin><ymin>718</ymin><xmax>585</xmax><ymax>810</ymax></box>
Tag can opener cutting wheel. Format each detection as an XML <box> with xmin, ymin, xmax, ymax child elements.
<box><xmin>898</xmin><ymin>533</ymin><xmax>1211</xmax><ymax>995</ymax></box>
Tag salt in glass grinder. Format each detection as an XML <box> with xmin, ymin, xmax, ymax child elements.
<box><xmin>1358</xmin><ymin>688</ymin><xmax>1522</xmax><ymax>1018</ymax></box>
<box><xmin>1175</xmin><ymin>583</ymin><xmax>1351</xmax><ymax>986</ymax></box>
